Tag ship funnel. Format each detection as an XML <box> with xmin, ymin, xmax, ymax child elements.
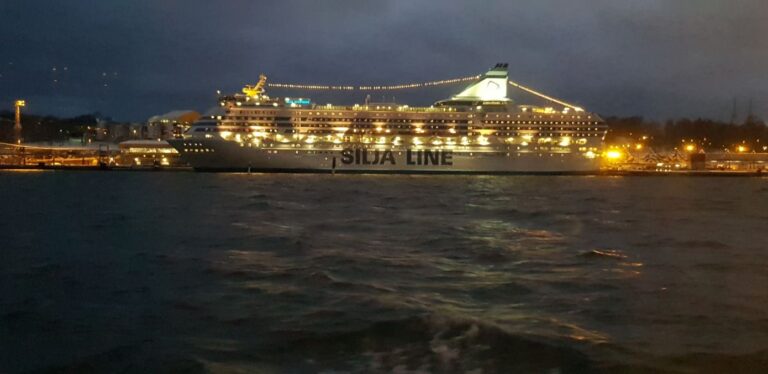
<box><xmin>451</xmin><ymin>64</ymin><xmax>509</xmax><ymax>102</ymax></box>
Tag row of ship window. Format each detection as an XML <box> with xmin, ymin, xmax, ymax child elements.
<box><xmin>229</xmin><ymin>110</ymin><xmax>278</xmax><ymax>115</ymax></box>
<box><xmin>200</xmin><ymin>127</ymin><xmax>602</xmax><ymax>139</ymax></box>
<box><xmin>231</xmin><ymin>109</ymin><xmax>593</xmax><ymax>121</ymax></box>
<box><xmin>223</xmin><ymin>115</ymin><xmax>599</xmax><ymax>127</ymax></box>
<box><xmin>218</xmin><ymin>129</ymin><xmax>602</xmax><ymax>139</ymax></box>
<box><xmin>222</xmin><ymin>122</ymin><xmax>473</xmax><ymax>129</ymax></box>
<box><xmin>225</xmin><ymin>116</ymin><xmax>472</xmax><ymax>124</ymax></box>
<box><xmin>198</xmin><ymin>125</ymin><xmax>601</xmax><ymax>137</ymax></box>
<box><xmin>295</xmin><ymin>130</ymin><xmax>601</xmax><ymax>137</ymax></box>
<box><xmin>303</xmin><ymin>118</ymin><xmax>471</xmax><ymax>123</ymax></box>
<box><xmin>229</xmin><ymin>110</ymin><xmax>467</xmax><ymax>118</ymax></box>
<box><xmin>293</xmin><ymin>131</ymin><xmax>601</xmax><ymax>138</ymax></box>
<box><xmin>471</xmin><ymin>126</ymin><xmax>603</xmax><ymax>131</ymax></box>
<box><xmin>301</xmin><ymin>130</ymin><xmax>466</xmax><ymax>135</ymax></box>
<box><xmin>181</xmin><ymin>143</ymin><xmax>215</xmax><ymax>153</ymax></box>
<box><xmin>219</xmin><ymin>121</ymin><xmax>603</xmax><ymax>134</ymax></box>
<box><xmin>258</xmin><ymin>148</ymin><xmax>581</xmax><ymax>156</ymax></box>
<box><xmin>228</xmin><ymin>109</ymin><xmax>593</xmax><ymax>122</ymax></box>
<box><xmin>290</xmin><ymin>124</ymin><xmax>470</xmax><ymax>129</ymax></box>
<box><xmin>298</xmin><ymin>112</ymin><xmax>464</xmax><ymax>118</ymax></box>
<box><xmin>219</xmin><ymin>120</ymin><xmax>601</xmax><ymax>130</ymax></box>
<box><xmin>250</xmin><ymin>142</ymin><xmax>597</xmax><ymax>153</ymax></box>
<box><xmin>483</xmin><ymin>121</ymin><xmax>601</xmax><ymax>125</ymax></box>
<box><xmin>472</xmin><ymin>132</ymin><xmax>600</xmax><ymax>137</ymax></box>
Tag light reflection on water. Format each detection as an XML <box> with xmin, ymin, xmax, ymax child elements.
<box><xmin>0</xmin><ymin>172</ymin><xmax>767</xmax><ymax>373</ymax></box>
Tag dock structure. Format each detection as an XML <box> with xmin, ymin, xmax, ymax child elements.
<box><xmin>0</xmin><ymin>142</ymin><xmax>118</xmax><ymax>168</ymax></box>
<box><xmin>0</xmin><ymin>140</ymin><xmax>190</xmax><ymax>170</ymax></box>
<box><xmin>698</xmin><ymin>152</ymin><xmax>768</xmax><ymax>171</ymax></box>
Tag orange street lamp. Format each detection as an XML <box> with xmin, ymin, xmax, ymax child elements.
<box><xmin>605</xmin><ymin>150</ymin><xmax>623</xmax><ymax>160</ymax></box>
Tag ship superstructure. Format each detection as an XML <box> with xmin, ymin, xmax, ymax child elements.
<box><xmin>169</xmin><ymin>64</ymin><xmax>607</xmax><ymax>173</ymax></box>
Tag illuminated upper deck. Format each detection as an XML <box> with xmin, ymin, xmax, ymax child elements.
<box><xmin>217</xmin><ymin>63</ymin><xmax>592</xmax><ymax>118</ymax></box>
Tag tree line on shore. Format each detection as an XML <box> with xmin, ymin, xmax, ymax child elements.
<box><xmin>604</xmin><ymin>115</ymin><xmax>767</xmax><ymax>151</ymax></box>
<box><xmin>0</xmin><ymin>111</ymin><xmax>100</xmax><ymax>143</ymax></box>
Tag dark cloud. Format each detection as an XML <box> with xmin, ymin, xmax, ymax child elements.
<box><xmin>1</xmin><ymin>0</ymin><xmax>766</xmax><ymax>121</ymax></box>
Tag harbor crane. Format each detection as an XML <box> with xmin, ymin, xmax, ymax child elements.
<box><xmin>14</xmin><ymin>99</ymin><xmax>25</xmax><ymax>144</ymax></box>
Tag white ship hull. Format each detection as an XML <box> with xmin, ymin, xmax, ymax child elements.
<box><xmin>171</xmin><ymin>64</ymin><xmax>607</xmax><ymax>173</ymax></box>
<box><xmin>169</xmin><ymin>139</ymin><xmax>600</xmax><ymax>174</ymax></box>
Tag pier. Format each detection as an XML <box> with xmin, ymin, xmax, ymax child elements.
<box><xmin>0</xmin><ymin>141</ymin><xmax>189</xmax><ymax>171</ymax></box>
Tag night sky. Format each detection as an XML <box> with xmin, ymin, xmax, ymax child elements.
<box><xmin>1</xmin><ymin>0</ymin><xmax>766</xmax><ymax>122</ymax></box>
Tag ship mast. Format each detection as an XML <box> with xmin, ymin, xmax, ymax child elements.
<box><xmin>242</xmin><ymin>74</ymin><xmax>268</xmax><ymax>98</ymax></box>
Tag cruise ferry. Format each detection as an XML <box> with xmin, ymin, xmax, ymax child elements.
<box><xmin>169</xmin><ymin>64</ymin><xmax>607</xmax><ymax>173</ymax></box>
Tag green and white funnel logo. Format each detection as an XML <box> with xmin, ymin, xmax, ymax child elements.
<box><xmin>452</xmin><ymin>63</ymin><xmax>509</xmax><ymax>102</ymax></box>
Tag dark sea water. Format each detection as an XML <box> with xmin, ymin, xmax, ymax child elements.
<box><xmin>1</xmin><ymin>171</ymin><xmax>767</xmax><ymax>373</ymax></box>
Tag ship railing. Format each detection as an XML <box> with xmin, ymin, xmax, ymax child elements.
<box><xmin>311</xmin><ymin>104</ymin><xmax>463</xmax><ymax>113</ymax></box>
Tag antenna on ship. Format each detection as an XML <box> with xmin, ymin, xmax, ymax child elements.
<box><xmin>243</xmin><ymin>74</ymin><xmax>268</xmax><ymax>98</ymax></box>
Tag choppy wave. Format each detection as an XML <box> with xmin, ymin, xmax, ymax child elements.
<box><xmin>262</xmin><ymin>315</ymin><xmax>598</xmax><ymax>373</ymax></box>
<box><xmin>1</xmin><ymin>173</ymin><xmax>767</xmax><ymax>373</ymax></box>
<box><xmin>580</xmin><ymin>249</ymin><xmax>628</xmax><ymax>260</ymax></box>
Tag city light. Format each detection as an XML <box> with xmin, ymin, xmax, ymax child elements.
<box><xmin>605</xmin><ymin>150</ymin><xmax>623</xmax><ymax>160</ymax></box>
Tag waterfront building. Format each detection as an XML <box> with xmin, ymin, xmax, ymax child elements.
<box><xmin>147</xmin><ymin>111</ymin><xmax>201</xmax><ymax>140</ymax></box>
<box><xmin>118</xmin><ymin>139</ymin><xmax>181</xmax><ymax>167</ymax></box>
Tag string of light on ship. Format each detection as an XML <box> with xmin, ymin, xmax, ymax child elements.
<box><xmin>266</xmin><ymin>75</ymin><xmax>482</xmax><ymax>91</ymax></box>
<box><xmin>266</xmin><ymin>75</ymin><xmax>585</xmax><ymax>111</ymax></box>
